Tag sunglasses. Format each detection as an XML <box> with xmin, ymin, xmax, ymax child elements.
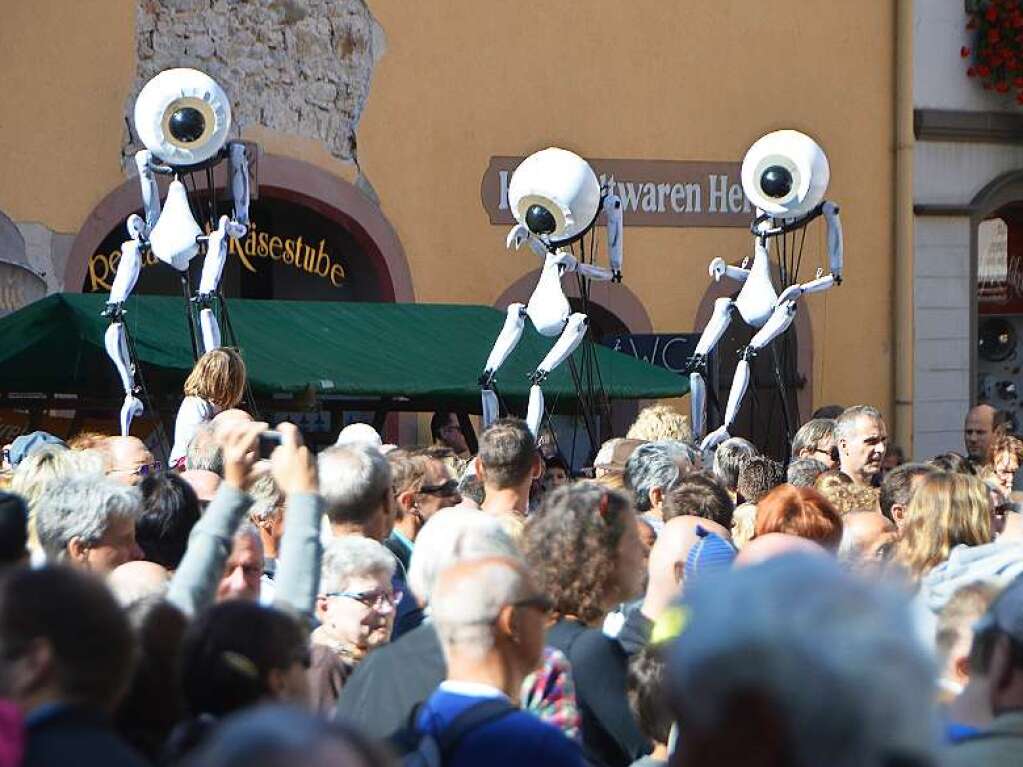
<box><xmin>814</xmin><ymin>446</ymin><xmax>840</xmax><ymax>463</ymax></box>
<box><xmin>322</xmin><ymin>588</ymin><xmax>403</xmax><ymax>611</ymax></box>
<box><xmin>418</xmin><ymin>479</ymin><xmax>460</xmax><ymax>497</ymax></box>
<box><xmin>110</xmin><ymin>461</ymin><xmax>162</xmax><ymax>477</ymax></box>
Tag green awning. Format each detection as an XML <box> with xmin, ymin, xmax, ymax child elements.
<box><xmin>0</xmin><ymin>293</ymin><xmax>687</xmax><ymax>411</ymax></box>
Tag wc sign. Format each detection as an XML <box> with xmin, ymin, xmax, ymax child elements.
<box><xmin>481</xmin><ymin>157</ymin><xmax>752</xmax><ymax>228</ymax></box>
<box><xmin>603</xmin><ymin>333</ymin><xmax>704</xmax><ymax>375</ymax></box>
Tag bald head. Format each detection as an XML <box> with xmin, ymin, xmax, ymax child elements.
<box><xmin>180</xmin><ymin>469</ymin><xmax>222</xmax><ymax>504</ymax></box>
<box><xmin>965</xmin><ymin>404</ymin><xmax>999</xmax><ymax>464</ymax></box>
<box><xmin>735</xmin><ymin>533</ymin><xmax>827</xmax><ymax>568</ymax></box>
<box><xmin>212</xmin><ymin>409</ymin><xmax>254</xmax><ymax>429</ymax></box>
<box><xmin>107</xmin><ymin>560</ymin><xmax>170</xmax><ymax>607</ymax></box>
<box><xmin>838</xmin><ymin>511</ymin><xmax>897</xmax><ymax>572</ymax></box>
<box><xmin>104</xmin><ymin>436</ymin><xmax>154</xmax><ymax>485</ymax></box>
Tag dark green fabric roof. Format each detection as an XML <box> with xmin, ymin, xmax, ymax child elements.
<box><xmin>0</xmin><ymin>294</ymin><xmax>687</xmax><ymax>410</ymax></box>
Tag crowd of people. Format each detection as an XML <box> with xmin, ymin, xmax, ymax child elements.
<box><xmin>2</xmin><ymin>348</ymin><xmax>1023</xmax><ymax>766</ymax></box>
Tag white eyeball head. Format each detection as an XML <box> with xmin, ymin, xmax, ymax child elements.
<box><xmin>508</xmin><ymin>148</ymin><xmax>601</xmax><ymax>243</ymax></box>
<box><xmin>133</xmin><ymin>68</ymin><xmax>232</xmax><ymax>167</ymax></box>
<box><xmin>741</xmin><ymin>130</ymin><xmax>830</xmax><ymax>218</ymax></box>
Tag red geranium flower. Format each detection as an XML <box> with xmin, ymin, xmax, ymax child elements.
<box><xmin>962</xmin><ymin>45</ymin><xmax>972</xmax><ymax>57</ymax></box>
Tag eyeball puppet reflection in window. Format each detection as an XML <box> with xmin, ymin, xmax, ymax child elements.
<box><xmin>686</xmin><ymin>130</ymin><xmax>844</xmax><ymax>451</ymax></box>
<box><xmin>478</xmin><ymin>148</ymin><xmax>623</xmax><ymax>437</ymax></box>
<box><xmin>102</xmin><ymin>68</ymin><xmax>252</xmax><ymax>437</ymax></box>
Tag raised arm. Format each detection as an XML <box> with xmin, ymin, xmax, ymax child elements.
<box><xmin>268</xmin><ymin>422</ymin><xmax>323</xmax><ymax>621</ymax></box>
<box><xmin>709</xmin><ymin>257</ymin><xmax>750</xmax><ymax>284</ymax></box>
<box><xmin>166</xmin><ymin>421</ymin><xmax>267</xmax><ymax>617</ymax></box>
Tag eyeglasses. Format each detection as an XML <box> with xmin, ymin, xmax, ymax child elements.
<box><xmin>814</xmin><ymin>446</ymin><xmax>840</xmax><ymax>463</ymax></box>
<box><xmin>322</xmin><ymin>588</ymin><xmax>402</xmax><ymax>611</ymax></box>
<box><xmin>109</xmin><ymin>461</ymin><xmax>162</xmax><ymax>478</ymax></box>
<box><xmin>512</xmin><ymin>594</ymin><xmax>554</xmax><ymax>615</ymax></box>
<box><xmin>418</xmin><ymin>479</ymin><xmax>460</xmax><ymax>497</ymax></box>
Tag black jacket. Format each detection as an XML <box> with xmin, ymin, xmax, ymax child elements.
<box><xmin>546</xmin><ymin>612</ymin><xmax>653</xmax><ymax>767</ymax></box>
<box><xmin>24</xmin><ymin>705</ymin><xmax>149</xmax><ymax>767</ymax></box>
<box><xmin>335</xmin><ymin>621</ymin><xmax>446</xmax><ymax>739</ymax></box>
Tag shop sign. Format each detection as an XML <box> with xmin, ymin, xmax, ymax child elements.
<box><xmin>482</xmin><ymin>157</ymin><xmax>752</xmax><ymax>228</ymax></box>
<box><xmin>82</xmin><ymin>197</ymin><xmax>384</xmax><ymax>303</ymax></box>
<box><xmin>603</xmin><ymin>333</ymin><xmax>703</xmax><ymax>375</ymax></box>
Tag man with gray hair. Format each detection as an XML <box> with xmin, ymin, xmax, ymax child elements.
<box><xmin>408</xmin><ymin>557</ymin><xmax>584</xmax><ymax>766</ymax></box>
<box><xmin>185</xmin><ymin>423</ymin><xmax>223</xmax><ymax>475</ymax></box>
<box><xmin>791</xmin><ymin>417</ymin><xmax>838</xmax><ymax>468</ymax></box>
<box><xmin>711</xmin><ymin>436</ymin><xmax>756</xmax><ymax>499</ymax></box>
<box><xmin>835</xmin><ymin>405</ymin><xmax>889</xmax><ymax>487</ymax></box>
<box><xmin>667</xmin><ymin>555</ymin><xmax>936</xmax><ymax>767</ymax></box>
<box><xmin>337</xmin><ymin>508</ymin><xmax>519</xmax><ymax>737</ymax></box>
<box><xmin>35</xmin><ymin>477</ymin><xmax>143</xmax><ymax>574</ymax></box>
<box><xmin>318</xmin><ymin>443</ymin><xmax>394</xmax><ymax>541</ymax></box>
<box><xmin>626</xmin><ymin>441</ymin><xmax>694</xmax><ymax>528</ymax></box>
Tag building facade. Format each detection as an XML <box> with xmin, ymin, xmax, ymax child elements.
<box><xmin>0</xmin><ymin>1</ymin><xmax>900</xmax><ymax>450</ymax></box>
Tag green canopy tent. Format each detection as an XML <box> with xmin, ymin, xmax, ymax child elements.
<box><xmin>0</xmin><ymin>293</ymin><xmax>687</xmax><ymax>444</ymax></box>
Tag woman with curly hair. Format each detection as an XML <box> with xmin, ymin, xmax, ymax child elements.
<box><xmin>893</xmin><ymin>471</ymin><xmax>993</xmax><ymax>584</ymax></box>
<box><xmin>523</xmin><ymin>482</ymin><xmax>649</xmax><ymax>767</ymax></box>
<box><xmin>989</xmin><ymin>433</ymin><xmax>1023</xmax><ymax>497</ymax></box>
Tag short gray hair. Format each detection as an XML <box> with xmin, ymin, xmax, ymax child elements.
<box><xmin>317</xmin><ymin>445</ymin><xmax>392</xmax><ymax>526</ymax></box>
<box><xmin>319</xmin><ymin>536</ymin><xmax>396</xmax><ymax>595</ymax></box>
<box><xmin>36</xmin><ymin>477</ymin><xmax>141</xmax><ymax>562</ymax></box>
<box><xmin>787</xmin><ymin>458</ymin><xmax>827</xmax><ymax>488</ymax></box>
<box><xmin>186</xmin><ymin>424</ymin><xmax>223</xmax><ymax>475</ymax></box>
<box><xmin>247</xmin><ymin>473</ymin><xmax>283</xmax><ymax>525</ymax></box>
<box><xmin>791</xmin><ymin>418</ymin><xmax>836</xmax><ymax>457</ymax></box>
<box><xmin>835</xmin><ymin>405</ymin><xmax>884</xmax><ymax>443</ymax></box>
<box><xmin>625</xmin><ymin>441</ymin><xmax>692</xmax><ymax>512</ymax></box>
<box><xmin>712</xmin><ymin>437</ymin><xmax>756</xmax><ymax>491</ymax></box>
<box><xmin>408</xmin><ymin>508</ymin><xmax>521</xmax><ymax>605</ymax></box>
<box><xmin>432</xmin><ymin>558</ymin><xmax>528</xmax><ymax>662</ymax></box>
<box><xmin>668</xmin><ymin>556</ymin><xmax>935</xmax><ymax>767</ymax></box>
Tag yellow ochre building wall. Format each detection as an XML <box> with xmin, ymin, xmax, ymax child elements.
<box><xmin>0</xmin><ymin>0</ymin><xmax>897</xmax><ymax>424</ymax></box>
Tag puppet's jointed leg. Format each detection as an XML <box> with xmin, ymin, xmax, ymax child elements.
<box><xmin>687</xmin><ymin>297</ymin><xmax>735</xmax><ymax>439</ymax></box>
<box><xmin>480</xmin><ymin>303</ymin><xmax>527</xmax><ymax>427</ymax></box>
<box><xmin>104</xmin><ymin>322</ymin><xmax>144</xmax><ymax>436</ymax></box>
<box><xmin>701</xmin><ymin>300</ymin><xmax>797</xmax><ymax>451</ymax></box>
<box><xmin>525</xmin><ymin>313</ymin><xmax>588</xmax><ymax>436</ymax></box>
<box><xmin>103</xmin><ymin>229</ymin><xmax>146</xmax><ymax>436</ymax></box>
<box><xmin>196</xmin><ymin>216</ymin><xmax>245</xmax><ymax>353</ymax></box>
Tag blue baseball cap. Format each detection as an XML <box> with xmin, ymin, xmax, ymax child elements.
<box><xmin>8</xmin><ymin>431</ymin><xmax>67</xmax><ymax>468</ymax></box>
<box><xmin>685</xmin><ymin>525</ymin><xmax>737</xmax><ymax>583</ymax></box>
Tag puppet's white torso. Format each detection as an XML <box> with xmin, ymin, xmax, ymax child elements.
<box><xmin>734</xmin><ymin>245</ymin><xmax>778</xmax><ymax>328</ymax></box>
<box><xmin>527</xmin><ymin>254</ymin><xmax>572</xmax><ymax>336</ymax></box>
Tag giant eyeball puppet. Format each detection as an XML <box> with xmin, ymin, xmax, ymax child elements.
<box><xmin>741</xmin><ymin>130</ymin><xmax>830</xmax><ymax>218</ymax></box>
<box><xmin>508</xmin><ymin>148</ymin><xmax>601</xmax><ymax>244</ymax></box>
<box><xmin>133</xmin><ymin>68</ymin><xmax>232</xmax><ymax>167</ymax></box>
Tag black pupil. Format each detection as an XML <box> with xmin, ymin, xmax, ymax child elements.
<box><xmin>760</xmin><ymin>165</ymin><xmax>793</xmax><ymax>198</ymax></box>
<box><xmin>525</xmin><ymin>204</ymin><xmax>557</xmax><ymax>236</ymax></box>
<box><xmin>169</xmin><ymin>107</ymin><xmax>205</xmax><ymax>143</ymax></box>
